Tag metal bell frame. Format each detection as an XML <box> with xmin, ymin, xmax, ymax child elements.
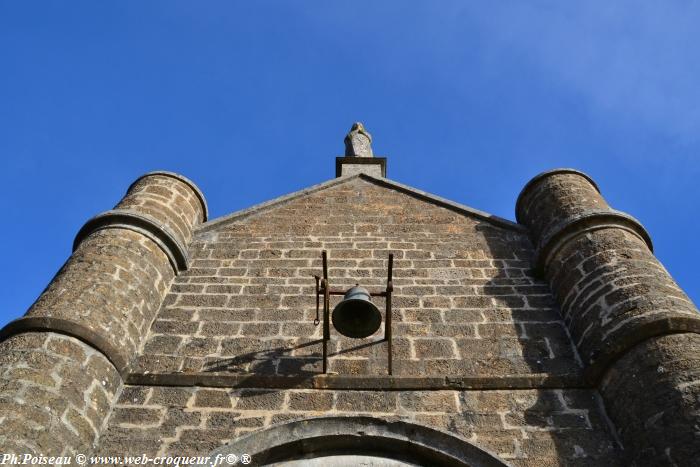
<box><xmin>313</xmin><ymin>250</ymin><xmax>394</xmax><ymax>375</ymax></box>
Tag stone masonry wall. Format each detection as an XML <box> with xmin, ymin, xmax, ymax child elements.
<box><xmin>0</xmin><ymin>171</ymin><xmax>639</xmax><ymax>465</ymax></box>
<box><xmin>134</xmin><ymin>176</ymin><xmax>581</xmax><ymax>381</ymax></box>
<box><xmin>26</xmin><ymin>229</ymin><xmax>175</xmax><ymax>367</ymax></box>
<box><xmin>96</xmin><ymin>385</ymin><xmax>621</xmax><ymax>466</ymax></box>
<box><xmin>0</xmin><ymin>172</ymin><xmax>207</xmax><ymax>459</ymax></box>
<box><xmin>601</xmin><ymin>333</ymin><xmax>700</xmax><ymax>466</ymax></box>
<box><xmin>516</xmin><ymin>171</ymin><xmax>607</xmax><ymax>249</ymax></box>
<box><xmin>546</xmin><ymin>228</ymin><xmax>698</xmax><ymax>371</ymax></box>
<box><xmin>118</xmin><ymin>172</ymin><xmax>207</xmax><ymax>247</ymax></box>
<box><xmin>516</xmin><ymin>169</ymin><xmax>700</xmax><ymax>465</ymax></box>
<box><xmin>0</xmin><ymin>332</ymin><xmax>120</xmax><ymax>457</ymax></box>
<box><xmin>103</xmin><ymin>175</ymin><xmax>626</xmax><ymax>465</ymax></box>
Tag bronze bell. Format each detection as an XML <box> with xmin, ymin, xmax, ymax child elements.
<box><xmin>331</xmin><ymin>285</ymin><xmax>382</xmax><ymax>338</ymax></box>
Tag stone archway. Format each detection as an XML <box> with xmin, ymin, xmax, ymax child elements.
<box><xmin>204</xmin><ymin>416</ymin><xmax>509</xmax><ymax>467</ymax></box>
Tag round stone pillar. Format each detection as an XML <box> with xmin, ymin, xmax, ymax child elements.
<box><xmin>0</xmin><ymin>171</ymin><xmax>206</xmax><ymax>457</ymax></box>
<box><xmin>516</xmin><ymin>169</ymin><xmax>700</xmax><ymax>465</ymax></box>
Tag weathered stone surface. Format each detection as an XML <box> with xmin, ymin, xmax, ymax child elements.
<box><xmin>193</xmin><ymin>389</ymin><xmax>232</xmax><ymax>408</ymax></box>
<box><xmin>18</xmin><ymin>172</ymin><xmax>207</xmax><ymax>369</ymax></box>
<box><xmin>516</xmin><ymin>170</ymin><xmax>606</xmax><ymax>246</ymax></box>
<box><xmin>0</xmin><ymin>171</ymin><xmax>207</xmax><ymax>458</ymax></box>
<box><xmin>8</xmin><ymin>156</ymin><xmax>696</xmax><ymax>466</ymax></box>
<box><xmin>93</xmin><ymin>386</ymin><xmax>622</xmax><ymax>466</ymax></box>
<box><xmin>344</xmin><ymin>122</ymin><xmax>373</xmax><ymax>158</ymax></box>
<box><xmin>601</xmin><ymin>333</ymin><xmax>700</xmax><ymax>466</ymax></box>
<box><xmin>340</xmin><ymin>162</ymin><xmax>383</xmax><ymax>178</ymax></box>
<box><xmin>517</xmin><ymin>168</ymin><xmax>700</xmax><ymax>465</ymax></box>
<box><xmin>118</xmin><ymin>172</ymin><xmax>207</xmax><ymax>246</ymax></box>
<box><xmin>234</xmin><ymin>390</ymin><xmax>285</xmax><ymax>411</ymax></box>
<box><xmin>138</xmin><ymin>176</ymin><xmax>579</xmax><ymax>381</ymax></box>
<box><xmin>0</xmin><ymin>332</ymin><xmax>120</xmax><ymax>457</ymax></box>
<box><xmin>547</xmin><ymin>228</ymin><xmax>698</xmax><ymax>370</ymax></box>
<box><xmin>287</xmin><ymin>391</ymin><xmax>334</xmax><ymax>411</ymax></box>
<box><xmin>336</xmin><ymin>391</ymin><xmax>397</xmax><ymax>412</ymax></box>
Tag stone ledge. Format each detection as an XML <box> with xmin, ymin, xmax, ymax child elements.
<box><xmin>74</xmin><ymin>209</ymin><xmax>189</xmax><ymax>272</ymax></box>
<box><xmin>534</xmin><ymin>209</ymin><xmax>653</xmax><ymax>275</ymax></box>
<box><xmin>125</xmin><ymin>372</ymin><xmax>588</xmax><ymax>390</ymax></box>
<box><xmin>0</xmin><ymin>316</ymin><xmax>128</xmax><ymax>374</ymax></box>
<box><xmin>584</xmin><ymin>323</ymin><xmax>700</xmax><ymax>384</ymax></box>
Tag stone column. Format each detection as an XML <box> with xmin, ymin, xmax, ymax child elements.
<box><xmin>516</xmin><ymin>169</ymin><xmax>700</xmax><ymax>465</ymax></box>
<box><xmin>0</xmin><ymin>172</ymin><xmax>206</xmax><ymax>458</ymax></box>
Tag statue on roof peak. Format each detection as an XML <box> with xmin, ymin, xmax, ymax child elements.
<box><xmin>344</xmin><ymin>122</ymin><xmax>373</xmax><ymax>158</ymax></box>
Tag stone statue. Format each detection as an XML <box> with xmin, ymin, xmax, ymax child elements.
<box><xmin>344</xmin><ymin>122</ymin><xmax>373</xmax><ymax>158</ymax></box>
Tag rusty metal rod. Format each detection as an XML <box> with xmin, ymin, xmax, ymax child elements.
<box><xmin>388</xmin><ymin>253</ymin><xmax>393</xmax><ymax>283</ymax></box>
<box><xmin>314</xmin><ymin>275</ymin><xmax>320</xmax><ymax>326</ymax></box>
<box><xmin>315</xmin><ymin>250</ymin><xmax>397</xmax><ymax>375</ymax></box>
<box><xmin>387</xmin><ymin>289</ymin><xmax>392</xmax><ymax>375</ymax></box>
<box><xmin>322</xmin><ymin>250</ymin><xmax>328</xmax><ymax>281</ymax></box>
<box><xmin>321</xmin><ymin>251</ymin><xmax>330</xmax><ymax>374</ymax></box>
<box><xmin>322</xmin><ymin>281</ymin><xmax>330</xmax><ymax>374</ymax></box>
<box><xmin>386</xmin><ymin>253</ymin><xmax>394</xmax><ymax>375</ymax></box>
<box><xmin>326</xmin><ymin>288</ymin><xmax>388</xmax><ymax>297</ymax></box>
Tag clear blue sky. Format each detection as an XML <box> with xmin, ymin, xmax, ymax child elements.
<box><xmin>1</xmin><ymin>2</ymin><xmax>699</xmax><ymax>327</ymax></box>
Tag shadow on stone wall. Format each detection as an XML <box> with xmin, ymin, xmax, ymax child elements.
<box><xmin>204</xmin><ymin>339</ymin><xmax>324</xmax><ymax>376</ymax></box>
<box><xmin>477</xmin><ymin>224</ymin><xmax>623</xmax><ymax>465</ymax></box>
<box><xmin>203</xmin><ymin>335</ymin><xmax>398</xmax><ymax>383</ymax></box>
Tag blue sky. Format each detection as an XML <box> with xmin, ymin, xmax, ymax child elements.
<box><xmin>1</xmin><ymin>2</ymin><xmax>699</xmax><ymax>327</ymax></box>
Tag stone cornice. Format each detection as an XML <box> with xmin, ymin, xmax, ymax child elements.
<box><xmin>0</xmin><ymin>316</ymin><xmax>128</xmax><ymax>373</ymax></box>
<box><xmin>126</xmin><ymin>371</ymin><xmax>586</xmax><ymax>390</ymax></box>
<box><xmin>74</xmin><ymin>209</ymin><xmax>189</xmax><ymax>273</ymax></box>
<box><xmin>533</xmin><ymin>209</ymin><xmax>653</xmax><ymax>274</ymax></box>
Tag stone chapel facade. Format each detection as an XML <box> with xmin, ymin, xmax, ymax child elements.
<box><xmin>1</xmin><ymin>123</ymin><xmax>699</xmax><ymax>466</ymax></box>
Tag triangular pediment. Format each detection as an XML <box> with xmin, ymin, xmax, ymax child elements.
<box><xmin>197</xmin><ymin>173</ymin><xmax>524</xmax><ymax>235</ymax></box>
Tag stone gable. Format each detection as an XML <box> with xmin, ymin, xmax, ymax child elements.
<box><xmin>133</xmin><ymin>175</ymin><xmax>581</xmax><ymax>383</ymax></box>
<box><xmin>85</xmin><ymin>174</ymin><xmax>625</xmax><ymax>466</ymax></box>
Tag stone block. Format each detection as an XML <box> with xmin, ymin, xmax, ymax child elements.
<box><xmin>399</xmin><ymin>391</ymin><xmax>458</xmax><ymax>412</ymax></box>
<box><xmin>193</xmin><ymin>390</ymin><xmax>232</xmax><ymax>408</ymax></box>
<box><xmin>285</xmin><ymin>391</ymin><xmax>332</xmax><ymax>412</ymax></box>
<box><xmin>335</xmin><ymin>391</ymin><xmax>397</xmax><ymax>412</ymax></box>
